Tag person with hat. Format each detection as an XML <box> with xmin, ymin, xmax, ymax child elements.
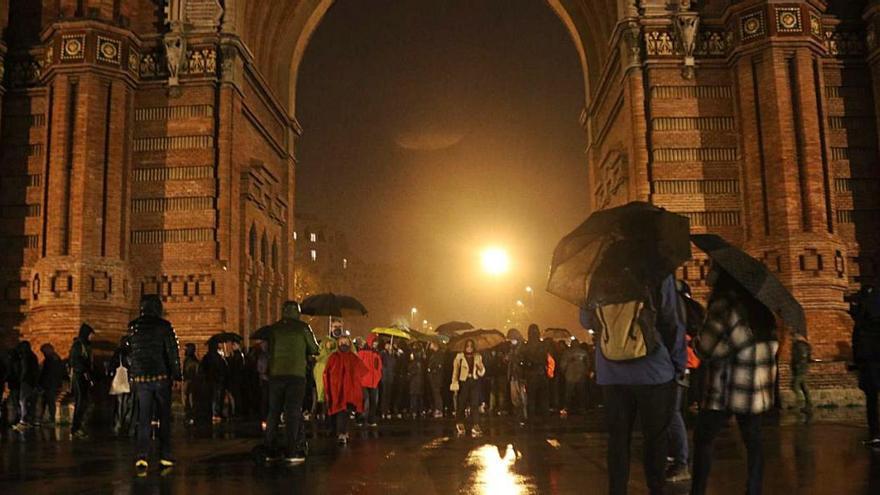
<box><xmin>68</xmin><ymin>323</ymin><xmax>95</xmax><ymax>439</ymax></box>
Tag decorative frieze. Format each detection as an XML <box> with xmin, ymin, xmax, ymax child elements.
<box><xmin>96</xmin><ymin>36</ymin><xmax>121</xmax><ymax>66</ymax></box>
<box><xmin>775</xmin><ymin>7</ymin><xmax>802</xmax><ymax>34</ymax></box>
<box><xmin>828</xmin><ymin>116</ymin><xmax>875</xmax><ymax>130</ymax></box>
<box><xmin>141</xmin><ymin>273</ymin><xmax>217</xmax><ymax>302</ymax></box>
<box><xmin>837</xmin><ymin>210</ymin><xmax>880</xmax><ymax>224</ymax></box>
<box><xmin>834</xmin><ymin>178</ymin><xmax>880</xmax><ymax>194</ymax></box>
<box><xmin>653</xmin><ymin>179</ymin><xmax>740</xmax><ymax>194</ymax></box>
<box><xmin>646</xmin><ymin>31</ymin><xmax>675</xmax><ymax>56</ymax></box>
<box><xmin>679</xmin><ymin>210</ymin><xmax>741</xmax><ymax>226</ymax></box>
<box><xmin>653</xmin><ymin>147</ymin><xmax>738</xmax><ymax>162</ymax></box>
<box><xmin>5</xmin><ymin>56</ymin><xmax>45</xmax><ymax>88</ymax></box>
<box><xmin>134</xmin><ymin>105</ymin><xmax>214</xmax><ymax>121</ymax></box>
<box><xmin>132</xmin><ymin>196</ymin><xmax>215</xmax><ymax>213</ymax></box>
<box><xmin>825</xmin><ymin>86</ymin><xmax>870</xmax><ymax>99</ymax></box>
<box><xmin>652</xmin><ymin>85</ymin><xmax>732</xmax><ymax>99</ymax></box>
<box><xmin>831</xmin><ymin>147</ymin><xmax>876</xmax><ymax>162</ymax></box>
<box><xmin>740</xmin><ymin>10</ymin><xmax>766</xmax><ymax>41</ymax></box>
<box><xmin>132</xmin><ymin>166</ymin><xmax>214</xmax><ymax>182</ymax></box>
<box><xmin>825</xmin><ymin>30</ymin><xmax>866</xmax><ymax>57</ymax></box>
<box><xmin>652</xmin><ymin>117</ymin><xmax>735</xmax><ymax>131</ymax></box>
<box><xmin>131</xmin><ymin>228</ymin><xmax>215</xmax><ymax>244</ymax></box>
<box><xmin>0</xmin><ymin>204</ymin><xmax>41</xmax><ymax>218</ymax></box>
<box><xmin>696</xmin><ymin>30</ymin><xmax>732</xmax><ymax>57</ymax></box>
<box><xmin>133</xmin><ymin>135</ymin><xmax>214</xmax><ymax>152</ymax></box>
<box><xmin>0</xmin><ymin>235</ymin><xmax>39</xmax><ymax>250</ymax></box>
<box><xmin>2</xmin><ymin>114</ymin><xmax>46</xmax><ymax>128</ymax></box>
<box><xmin>60</xmin><ymin>34</ymin><xmax>86</xmax><ymax>61</ymax></box>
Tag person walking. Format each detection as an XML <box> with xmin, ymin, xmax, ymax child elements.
<box><xmin>252</xmin><ymin>301</ymin><xmax>319</xmax><ymax>464</ymax></box>
<box><xmin>451</xmin><ymin>339</ymin><xmax>485</xmax><ymax>437</ymax></box>
<box><xmin>689</xmin><ymin>267</ymin><xmax>779</xmax><ymax>495</ymax></box>
<box><xmin>507</xmin><ymin>329</ymin><xmax>528</xmax><ymax>424</ymax></box>
<box><xmin>851</xmin><ymin>285</ymin><xmax>880</xmax><ymax>447</ymax></box>
<box><xmin>182</xmin><ymin>344</ymin><xmax>200</xmax><ymax>425</ymax></box>
<box><xmin>517</xmin><ymin>324</ymin><xmax>549</xmax><ymax>422</ymax></box>
<box><xmin>37</xmin><ymin>344</ymin><xmax>65</xmax><ymax>427</ymax></box>
<box><xmin>68</xmin><ymin>323</ymin><xmax>95</xmax><ymax>438</ymax></box>
<box><xmin>581</xmin><ymin>274</ymin><xmax>686</xmax><ymax>495</ymax></box>
<box><xmin>790</xmin><ymin>334</ymin><xmax>813</xmax><ymax>413</ymax></box>
<box><xmin>109</xmin><ymin>336</ymin><xmax>135</xmax><ymax>437</ymax></box>
<box><xmin>11</xmin><ymin>341</ymin><xmax>39</xmax><ymax>431</ymax></box>
<box><xmin>559</xmin><ymin>341</ymin><xmax>589</xmax><ymax>416</ymax></box>
<box><xmin>426</xmin><ymin>342</ymin><xmax>446</xmax><ymax>418</ymax></box>
<box><xmin>323</xmin><ymin>335</ymin><xmax>367</xmax><ymax>445</ymax></box>
<box><xmin>227</xmin><ymin>341</ymin><xmax>246</xmax><ymax>418</ymax></box>
<box><xmin>358</xmin><ymin>334</ymin><xmax>382</xmax><ymax>427</ymax></box>
<box><xmin>128</xmin><ymin>295</ymin><xmax>182</xmax><ymax>471</ymax></box>
<box><xmin>408</xmin><ymin>347</ymin><xmax>426</xmax><ymax>418</ymax></box>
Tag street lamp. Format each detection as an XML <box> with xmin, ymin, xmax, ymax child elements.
<box><xmin>410</xmin><ymin>307</ymin><xmax>418</xmax><ymax>327</ymax></box>
<box><xmin>422</xmin><ymin>319</ymin><xmax>428</xmax><ymax>330</ymax></box>
<box><xmin>481</xmin><ymin>247</ymin><xmax>510</xmax><ymax>276</ymax></box>
<box><xmin>516</xmin><ymin>300</ymin><xmax>524</xmax><ymax>307</ymax></box>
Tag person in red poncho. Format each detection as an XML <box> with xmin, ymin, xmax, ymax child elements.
<box><xmin>358</xmin><ymin>334</ymin><xmax>383</xmax><ymax>427</ymax></box>
<box><xmin>324</xmin><ymin>335</ymin><xmax>368</xmax><ymax>445</ymax></box>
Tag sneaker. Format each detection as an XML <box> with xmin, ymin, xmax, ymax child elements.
<box><xmin>455</xmin><ymin>423</ymin><xmax>466</xmax><ymax>436</ymax></box>
<box><xmin>665</xmin><ymin>463</ymin><xmax>691</xmax><ymax>482</ymax></box>
<box><xmin>159</xmin><ymin>458</ymin><xmax>175</xmax><ymax>468</ymax></box>
<box><xmin>368</xmin><ymin>422</ymin><xmax>378</xmax><ymax>428</ymax></box>
<box><xmin>337</xmin><ymin>433</ymin><xmax>349</xmax><ymax>445</ymax></box>
<box><xmin>286</xmin><ymin>452</ymin><xmax>306</xmax><ymax>465</ymax></box>
<box><xmin>433</xmin><ymin>410</ymin><xmax>443</xmax><ymax>419</ymax></box>
<box><xmin>471</xmin><ymin>425</ymin><xmax>483</xmax><ymax>438</ymax></box>
<box><xmin>135</xmin><ymin>459</ymin><xmax>149</xmax><ymax>470</ymax></box>
<box><xmin>72</xmin><ymin>430</ymin><xmax>89</xmax><ymax>439</ymax></box>
<box><xmin>12</xmin><ymin>422</ymin><xmax>29</xmax><ymax>432</ymax></box>
<box><xmin>559</xmin><ymin>409</ymin><xmax>568</xmax><ymax>418</ymax></box>
<box><xmin>863</xmin><ymin>437</ymin><xmax>880</xmax><ymax>448</ymax></box>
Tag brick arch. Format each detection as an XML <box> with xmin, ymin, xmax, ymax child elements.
<box><xmin>234</xmin><ymin>0</ymin><xmax>623</xmax><ymax>116</ymax></box>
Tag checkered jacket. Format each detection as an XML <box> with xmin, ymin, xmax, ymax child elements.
<box><xmin>696</xmin><ymin>296</ymin><xmax>779</xmax><ymax>415</ymax></box>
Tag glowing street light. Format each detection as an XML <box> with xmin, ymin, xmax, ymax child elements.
<box><xmin>410</xmin><ymin>307</ymin><xmax>418</xmax><ymax>326</ymax></box>
<box><xmin>525</xmin><ymin>286</ymin><xmax>533</xmax><ymax>293</ymax></box>
<box><xmin>516</xmin><ymin>300</ymin><xmax>524</xmax><ymax>307</ymax></box>
<box><xmin>481</xmin><ymin>247</ymin><xmax>510</xmax><ymax>276</ymax></box>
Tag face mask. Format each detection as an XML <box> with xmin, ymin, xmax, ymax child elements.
<box><xmin>339</xmin><ymin>345</ymin><xmax>351</xmax><ymax>352</ymax></box>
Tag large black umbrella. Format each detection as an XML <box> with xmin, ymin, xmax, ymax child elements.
<box><xmin>547</xmin><ymin>201</ymin><xmax>691</xmax><ymax>306</ymax></box>
<box><xmin>407</xmin><ymin>328</ymin><xmax>450</xmax><ymax>345</ymax></box>
<box><xmin>300</xmin><ymin>293</ymin><xmax>368</xmax><ymax>318</ymax></box>
<box><xmin>448</xmin><ymin>329</ymin><xmax>506</xmax><ymax>352</ymax></box>
<box><xmin>691</xmin><ymin>234</ymin><xmax>806</xmax><ymax>335</ymax></box>
<box><xmin>543</xmin><ymin>328</ymin><xmax>572</xmax><ymax>341</ymax></box>
<box><xmin>435</xmin><ymin>321</ymin><xmax>474</xmax><ymax>336</ymax></box>
<box><xmin>207</xmin><ymin>332</ymin><xmax>243</xmax><ymax>345</ymax></box>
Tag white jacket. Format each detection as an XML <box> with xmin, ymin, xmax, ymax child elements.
<box><xmin>450</xmin><ymin>352</ymin><xmax>485</xmax><ymax>390</ymax></box>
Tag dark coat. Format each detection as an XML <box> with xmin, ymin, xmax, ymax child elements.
<box><xmin>560</xmin><ymin>345</ymin><xmax>590</xmax><ymax>384</ymax></box>
<box><xmin>128</xmin><ymin>296</ymin><xmax>182</xmax><ymax>381</ymax></box>
<box><xmin>39</xmin><ymin>353</ymin><xmax>67</xmax><ymax>392</ymax></box>
<box><xmin>201</xmin><ymin>349</ymin><xmax>228</xmax><ymax>384</ymax></box>
<box><xmin>18</xmin><ymin>343</ymin><xmax>39</xmax><ymax>387</ymax></box>
<box><xmin>381</xmin><ymin>351</ymin><xmax>397</xmax><ymax>382</ymax></box>
<box><xmin>408</xmin><ymin>355</ymin><xmax>425</xmax><ymax>394</ymax></box>
<box><xmin>68</xmin><ymin>324</ymin><xmax>95</xmax><ymax>376</ymax></box>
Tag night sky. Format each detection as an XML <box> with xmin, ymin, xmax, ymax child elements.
<box><xmin>296</xmin><ymin>0</ymin><xmax>589</xmax><ymax>332</ymax></box>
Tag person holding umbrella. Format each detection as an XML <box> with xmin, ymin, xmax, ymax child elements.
<box><xmin>451</xmin><ymin>339</ymin><xmax>486</xmax><ymax>437</ymax></box>
<box><xmin>252</xmin><ymin>301</ymin><xmax>319</xmax><ymax>465</ymax></box>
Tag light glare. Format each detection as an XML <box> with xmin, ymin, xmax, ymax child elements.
<box><xmin>481</xmin><ymin>247</ymin><xmax>510</xmax><ymax>276</ymax></box>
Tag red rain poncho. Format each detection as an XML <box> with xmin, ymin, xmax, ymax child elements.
<box><xmin>323</xmin><ymin>350</ymin><xmax>369</xmax><ymax>416</ymax></box>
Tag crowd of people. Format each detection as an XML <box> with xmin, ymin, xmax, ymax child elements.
<box><xmin>0</xmin><ymin>272</ymin><xmax>879</xmax><ymax>495</ymax></box>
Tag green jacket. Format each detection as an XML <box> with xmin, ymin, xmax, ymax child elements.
<box><xmin>252</xmin><ymin>318</ymin><xmax>319</xmax><ymax>378</ymax></box>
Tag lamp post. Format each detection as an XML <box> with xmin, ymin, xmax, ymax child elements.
<box><xmin>410</xmin><ymin>307</ymin><xmax>418</xmax><ymax>327</ymax></box>
<box><xmin>422</xmin><ymin>319</ymin><xmax>428</xmax><ymax>331</ymax></box>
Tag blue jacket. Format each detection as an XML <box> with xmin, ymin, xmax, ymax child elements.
<box><xmin>581</xmin><ymin>275</ymin><xmax>686</xmax><ymax>386</ymax></box>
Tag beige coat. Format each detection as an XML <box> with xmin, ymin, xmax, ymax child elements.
<box><xmin>450</xmin><ymin>352</ymin><xmax>485</xmax><ymax>390</ymax></box>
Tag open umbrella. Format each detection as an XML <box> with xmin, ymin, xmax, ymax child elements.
<box><xmin>435</xmin><ymin>321</ymin><xmax>474</xmax><ymax>336</ymax></box>
<box><xmin>543</xmin><ymin>328</ymin><xmax>572</xmax><ymax>341</ymax></box>
<box><xmin>547</xmin><ymin>201</ymin><xmax>691</xmax><ymax>307</ymax></box>
<box><xmin>371</xmin><ymin>327</ymin><xmax>412</xmax><ymax>340</ymax></box>
<box><xmin>407</xmin><ymin>328</ymin><xmax>450</xmax><ymax>345</ymax></box>
<box><xmin>207</xmin><ymin>332</ymin><xmax>243</xmax><ymax>345</ymax></box>
<box><xmin>448</xmin><ymin>329</ymin><xmax>506</xmax><ymax>352</ymax></box>
<box><xmin>691</xmin><ymin>234</ymin><xmax>806</xmax><ymax>335</ymax></box>
<box><xmin>300</xmin><ymin>293</ymin><xmax>368</xmax><ymax>318</ymax></box>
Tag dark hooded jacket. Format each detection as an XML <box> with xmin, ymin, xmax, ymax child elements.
<box><xmin>516</xmin><ymin>325</ymin><xmax>548</xmax><ymax>376</ymax></box>
<box><xmin>69</xmin><ymin>324</ymin><xmax>95</xmax><ymax>376</ymax></box>
<box><xmin>128</xmin><ymin>295</ymin><xmax>182</xmax><ymax>381</ymax></box>
<box><xmin>39</xmin><ymin>345</ymin><xmax>67</xmax><ymax>392</ymax></box>
<box><xmin>17</xmin><ymin>341</ymin><xmax>39</xmax><ymax>387</ymax></box>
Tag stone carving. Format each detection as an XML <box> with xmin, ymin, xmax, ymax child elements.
<box><xmin>799</xmin><ymin>248</ymin><xmax>824</xmax><ymax>276</ymax></box>
<box><xmin>825</xmin><ymin>30</ymin><xmax>866</xmax><ymax>57</ymax></box>
<box><xmin>646</xmin><ymin>31</ymin><xmax>675</xmax><ymax>56</ymax></box>
<box><xmin>810</xmin><ymin>14</ymin><xmax>822</xmax><ymax>38</ymax></box>
<box><xmin>6</xmin><ymin>58</ymin><xmax>44</xmax><ymax>88</ymax></box>
<box><xmin>621</xmin><ymin>21</ymin><xmax>642</xmax><ymax>68</ymax></box>
<box><xmin>164</xmin><ymin>34</ymin><xmax>186</xmax><ymax>86</ymax></box>
<box><xmin>775</xmin><ymin>7</ymin><xmax>802</xmax><ymax>33</ymax></box>
<box><xmin>740</xmin><ymin>10</ymin><xmax>766</xmax><ymax>41</ymax></box>
<box><xmin>97</xmin><ymin>37</ymin><xmax>121</xmax><ymax>65</ymax></box>
<box><xmin>696</xmin><ymin>30</ymin><xmax>732</xmax><ymax>57</ymax></box>
<box><xmin>183</xmin><ymin>48</ymin><xmax>217</xmax><ymax>75</ymax></box>
<box><xmin>674</xmin><ymin>5</ymin><xmax>701</xmax><ymax>79</ymax></box>
<box><xmin>61</xmin><ymin>35</ymin><xmax>85</xmax><ymax>60</ymax></box>
<box><xmin>128</xmin><ymin>49</ymin><xmax>139</xmax><ymax>77</ymax></box>
<box><xmin>594</xmin><ymin>150</ymin><xmax>627</xmax><ymax>210</ymax></box>
<box><xmin>139</xmin><ymin>52</ymin><xmax>167</xmax><ymax>78</ymax></box>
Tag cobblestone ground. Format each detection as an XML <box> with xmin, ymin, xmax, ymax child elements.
<box><xmin>1</xmin><ymin>407</ymin><xmax>878</xmax><ymax>494</ymax></box>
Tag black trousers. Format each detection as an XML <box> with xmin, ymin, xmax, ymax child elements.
<box><xmin>428</xmin><ymin>373</ymin><xmax>444</xmax><ymax>412</ymax></box>
<box><xmin>134</xmin><ymin>380</ymin><xmax>173</xmax><ymax>459</ymax></box>
<box><xmin>40</xmin><ymin>388</ymin><xmax>59</xmax><ymax>424</ymax></box>
<box><xmin>264</xmin><ymin>376</ymin><xmax>306</xmax><ymax>455</ymax></box>
<box><xmin>455</xmin><ymin>379</ymin><xmax>481</xmax><ymax>426</ymax></box>
<box><xmin>380</xmin><ymin>379</ymin><xmax>395</xmax><ymax>416</ymax></box>
<box><xmin>603</xmin><ymin>381</ymin><xmax>676</xmax><ymax>495</ymax></box>
<box><xmin>690</xmin><ymin>410</ymin><xmax>764</xmax><ymax>495</ymax></box>
<box><xmin>71</xmin><ymin>374</ymin><xmax>91</xmax><ymax>433</ymax></box>
<box><xmin>526</xmin><ymin>372</ymin><xmax>547</xmax><ymax>420</ymax></box>
<box><xmin>565</xmin><ymin>379</ymin><xmax>585</xmax><ymax>412</ymax></box>
<box><xmin>362</xmin><ymin>387</ymin><xmax>379</xmax><ymax>424</ymax></box>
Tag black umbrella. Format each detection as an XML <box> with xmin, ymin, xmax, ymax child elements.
<box><xmin>300</xmin><ymin>293</ymin><xmax>368</xmax><ymax>318</ymax></box>
<box><xmin>547</xmin><ymin>201</ymin><xmax>691</xmax><ymax>306</ymax></box>
<box><xmin>543</xmin><ymin>328</ymin><xmax>572</xmax><ymax>341</ymax></box>
<box><xmin>448</xmin><ymin>329</ymin><xmax>506</xmax><ymax>352</ymax></box>
<box><xmin>435</xmin><ymin>321</ymin><xmax>474</xmax><ymax>336</ymax></box>
<box><xmin>691</xmin><ymin>234</ymin><xmax>806</xmax><ymax>335</ymax></box>
<box><xmin>207</xmin><ymin>332</ymin><xmax>243</xmax><ymax>345</ymax></box>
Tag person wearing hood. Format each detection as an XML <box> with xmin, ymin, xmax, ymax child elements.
<box><xmin>506</xmin><ymin>328</ymin><xmax>527</xmax><ymax>423</ymax></box>
<box><xmin>379</xmin><ymin>340</ymin><xmax>398</xmax><ymax>419</ymax></box>
<box><xmin>358</xmin><ymin>333</ymin><xmax>382</xmax><ymax>427</ymax></box>
<box><xmin>37</xmin><ymin>344</ymin><xmax>65</xmax><ymax>427</ymax></box>
<box><xmin>426</xmin><ymin>342</ymin><xmax>446</xmax><ymax>418</ymax></box>
<box><xmin>68</xmin><ymin>324</ymin><xmax>95</xmax><ymax>438</ymax></box>
<box><xmin>451</xmin><ymin>339</ymin><xmax>486</xmax><ymax>437</ymax></box>
<box><xmin>200</xmin><ymin>339</ymin><xmax>229</xmax><ymax>422</ymax></box>
<box><xmin>128</xmin><ymin>294</ymin><xmax>181</xmax><ymax>470</ymax></box>
<box><xmin>252</xmin><ymin>301</ymin><xmax>319</xmax><ymax>464</ymax></box>
<box><xmin>11</xmin><ymin>341</ymin><xmax>39</xmax><ymax>431</ymax></box>
<box><xmin>313</xmin><ymin>338</ymin><xmax>337</xmax><ymax>422</ymax></box>
<box><xmin>182</xmin><ymin>343</ymin><xmax>200</xmax><ymax>425</ymax></box>
<box><xmin>323</xmin><ymin>335</ymin><xmax>368</xmax><ymax>445</ymax></box>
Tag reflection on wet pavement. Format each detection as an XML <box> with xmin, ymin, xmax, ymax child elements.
<box><xmin>0</xmin><ymin>409</ymin><xmax>878</xmax><ymax>494</ymax></box>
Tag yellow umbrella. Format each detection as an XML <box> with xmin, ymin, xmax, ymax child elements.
<box><xmin>371</xmin><ymin>327</ymin><xmax>412</xmax><ymax>340</ymax></box>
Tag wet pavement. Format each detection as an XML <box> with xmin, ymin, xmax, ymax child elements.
<box><xmin>1</xmin><ymin>408</ymin><xmax>879</xmax><ymax>494</ymax></box>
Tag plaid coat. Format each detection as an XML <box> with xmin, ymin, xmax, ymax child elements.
<box><xmin>696</xmin><ymin>295</ymin><xmax>778</xmax><ymax>415</ymax></box>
